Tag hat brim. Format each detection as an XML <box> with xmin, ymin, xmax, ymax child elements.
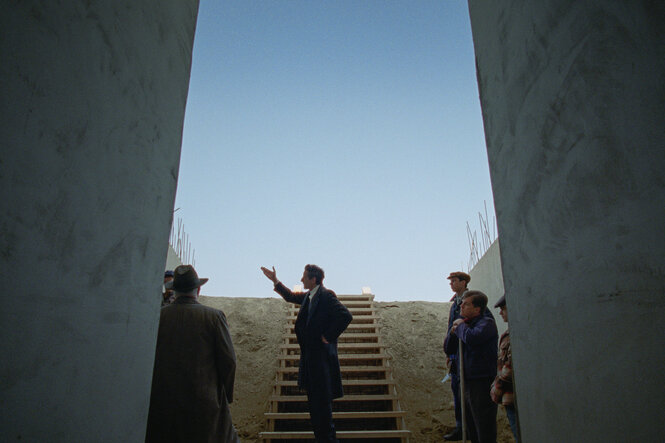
<box><xmin>494</xmin><ymin>294</ymin><xmax>506</xmax><ymax>308</ymax></box>
<box><xmin>165</xmin><ymin>278</ymin><xmax>208</xmax><ymax>291</ymax></box>
<box><xmin>447</xmin><ymin>274</ymin><xmax>470</xmax><ymax>282</ymax></box>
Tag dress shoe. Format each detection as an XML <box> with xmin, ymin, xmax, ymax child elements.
<box><xmin>443</xmin><ymin>428</ymin><xmax>463</xmax><ymax>441</ymax></box>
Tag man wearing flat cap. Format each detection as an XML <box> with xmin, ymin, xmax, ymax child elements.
<box><xmin>146</xmin><ymin>265</ymin><xmax>239</xmax><ymax>443</ymax></box>
<box><xmin>442</xmin><ymin>271</ymin><xmax>471</xmax><ymax>441</ymax></box>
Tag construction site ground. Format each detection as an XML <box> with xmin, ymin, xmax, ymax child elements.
<box><xmin>200</xmin><ymin>296</ymin><xmax>514</xmax><ymax>443</ymax></box>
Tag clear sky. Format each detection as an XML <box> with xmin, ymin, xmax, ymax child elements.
<box><xmin>173</xmin><ymin>0</ymin><xmax>496</xmax><ymax>302</ymax></box>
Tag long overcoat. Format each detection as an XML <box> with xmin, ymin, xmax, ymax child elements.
<box><xmin>146</xmin><ymin>297</ymin><xmax>239</xmax><ymax>443</ymax></box>
<box><xmin>274</xmin><ymin>282</ymin><xmax>352</xmax><ymax>401</ymax></box>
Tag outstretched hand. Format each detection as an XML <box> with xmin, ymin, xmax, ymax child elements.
<box><xmin>260</xmin><ymin>266</ymin><xmax>278</xmax><ymax>284</ymax></box>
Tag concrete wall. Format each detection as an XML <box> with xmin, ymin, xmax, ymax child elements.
<box><xmin>0</xmin><ymin>2</ymin><xmax>199</xmax><ymax>441</ymax></box>
<box><xmin>469</xmin><ymin>240</ymin><xmax>507</xmax><ymax>336</ymax></box>
<box><xmin>166</xmin><ymin>245</ymin><xmax>184</xmax><ymax>271</ymax></box>
<box><xmin>468</xmin><ymin>1</ymin><xmax>665</xmax><ymax>441</ymax></box>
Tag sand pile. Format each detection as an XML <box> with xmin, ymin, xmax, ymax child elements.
<box><xmin>200</xmin><ymin>296</ymin><xmax>513</xmax><ymax>442</ymax></box>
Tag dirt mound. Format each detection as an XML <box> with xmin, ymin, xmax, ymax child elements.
<box><xmin>200</xmin><ymin>296</ymin><xmax>513</xmax><ymax>442</ymax></box>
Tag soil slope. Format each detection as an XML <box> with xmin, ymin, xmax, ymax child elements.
<box><xmin>200</xmin><ymin>296</ymin><xmax>513</xmax><ymax>442</ymax></box>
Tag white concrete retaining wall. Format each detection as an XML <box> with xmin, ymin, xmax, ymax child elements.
<box><xmin>166</xmin><ymin>245</ymin><xmax>184</xmax><ymax>271</ymax></box>
<box><xmin>468</xmin><ymin>1</ymin><xmax>665</xmax><ymax>441</ymax></box>
<box><xmin>0</xmin><ymin>1</ymin><xmax>199</xmax><ymax>440</ymax></box>
<box><xmin>469</xmin><ymin>240</ymin><xmax>507</xmax><ymax>336</ymax></box>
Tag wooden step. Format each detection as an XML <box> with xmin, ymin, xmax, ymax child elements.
<box><xmin>276</xmin><ymin>379</ymin><xmax>395</xmax><ymax>387</ymax></box>
<box><xmin>280</xmin><ymin>334</ymin><xmax>379</xmax><ymax>342</ymax></box>
<box><xmin>280</xmin><ymin>343</ymin><xmax>384</xmax><ymax>351</ymax></box>
<box><xmin>287</xmin><ymin>315</ymin><xmax>379</xmax><ymax>323</ymax></box>
<box><xmin>260</xmin><ymin>430</ymin><xmax>411</xmax><ymax>439</ymax></box>
<box><xmin>277</xmin><ymin>366</ymin><xmax>390</xmax><ymax>374</ymax></box>
<box><xmin>286</xmin><ymin>323</ymin><xmax>378</xmax><ymax>332</ymax></box>
<box><xmin>282</xmin><ymin>331</ymin><xmax>377</xmax><ymax>340</ymax></box>
<box><xmin>288</xmin><ymin>300</ymin><xmax>373</xmax><ymax>308</ymax></box>
<box><xmin>264</xmin><ymin>411</ymin><xmax>407</xmax><ymax>419</ymax></box>
<box><xmin>287</xmin><ymin>313</ymin><xmax>375</xmax><ymax>320</ymax></box>
<box><xmin>335</xmin><ymin>333</ymin><xmax>380</xmax><ymax>340</ymax></box>
<box><xmin>287</xmin><ymin>309</ymin><xmax>379</xmax><ymax>320</ymax></box>
<box><xmin>289</xmin><ymin>307</ymin><xmax>373</xmax><ymax>313</ymax></box>
<box><xmin>343</xmin><ymin>323</ymin><xmax>378</xmax><ymax>329</ymax></box>
<box><xmin>335</xmin><ymin>295</ymin><xmax>375</xmax><ymax>301</ymax></box>
<box><xmin>285</xmin><ymin>334</ymin><xmax>380</xmax><ymax>343</ymax></box>
<box><xmin>340</xmin><ymin>301</ymin><xmax>374</xmax><ymax>307</ymax></box>
<box><xmin>269</xmin><ymin>394</ymin><xmax>399</xmax><ymax>402</ymax></box>
<box><xmin>287</xmin><ymin>306</ymin><xmax>374</xmax><ymax>311</ymax></box>
<box><xmin>280</xmin><ymin>353</ymin><xmax>389</xmax><ymax>361</ymax></box>
<box><xmin>282</xmin><ymin>332</ymin><xmax>381</xmax><ymax>340</ymax></box>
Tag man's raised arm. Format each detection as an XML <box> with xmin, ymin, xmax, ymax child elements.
<box><xmin>260</xmin><ymin>266</ymin><xmax>305</xmax><ymax>305</ymax></box>
<box><xmin>260</xmin><ymin>266</ymin><xmax>279</xmax><ymax>284</ymax></box>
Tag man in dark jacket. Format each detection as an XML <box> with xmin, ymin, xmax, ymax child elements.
<box><xmin>443</xmin><ymin>271</ymin><xmax>471</xmax><ymax>440</ymax></box>
<box><xmin>146</xmin><ymin>265</ymin><xmax>239</xmax><ymax>443</ymax></box>
<box><xmin>444</xmin><ymin>290</ymin><xmax>498</xmax><ymax>443</ymax></box>
<box><xmin>261</xmin><ymin>264</ymin><xmax>352</xmax><ymax>443</ymax></box>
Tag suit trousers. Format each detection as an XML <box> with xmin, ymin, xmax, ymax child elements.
<box><xmin>306</xmin><ymin>386</ymin><xmax>337</xmax><ymax>443</ymax></box>
<box><xmin>464</xmin><ymin>377</ymin><xmax>497</xmax><ymax>443</ymax></box>
<box><xmin>305</xmin><ymin>364</ymin><xmax>337</xmax><ymax>443</ymax></box>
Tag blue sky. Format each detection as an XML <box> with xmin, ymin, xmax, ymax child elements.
<box><xmin>174</xmin><ymin>1</ymin><xmax>495</xmax><ymax>302</ymax></box>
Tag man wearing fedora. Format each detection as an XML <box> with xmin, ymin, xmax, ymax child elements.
<box><xmin>146</xmin><ymin>265</ymin><xmax>239</xmax><ymax>443</ymax></box>
<box><xmin>261</xmin><ymin>264</ymin><xmax>352</xmax><ymax>443</ymax></box>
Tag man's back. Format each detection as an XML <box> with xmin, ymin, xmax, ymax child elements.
<box><xmin>146</xmin><ymin>298</ymin><xmax>238</xmax><ymax>443</ymax></box>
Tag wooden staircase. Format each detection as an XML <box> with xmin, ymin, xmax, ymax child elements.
<box><xmin>260</xmin><ymin>293</ymin><xmax>410</xmax><ymax>442</ymax></box>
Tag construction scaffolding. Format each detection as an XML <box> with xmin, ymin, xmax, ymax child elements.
<box><xmin>466</xmin><ymin>200</ymin><xmax>497</xmax><ymax>271</ymax></box>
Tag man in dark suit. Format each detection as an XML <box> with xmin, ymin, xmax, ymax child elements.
<box><xmin>261</xmin><ymin>264</ymin><xmax>352</xmax><ymax>443</ymax></box>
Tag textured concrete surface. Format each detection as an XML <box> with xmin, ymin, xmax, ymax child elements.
<box><xmin>468</xmin><ymin>1</ymin><xmax>665</xmax><ymax>441</ymax></box>
<box><xmin>166</xmin><ymin>245</ymin><xmax>183</xmax><ymax>271</ymax></box>
<box><xmin>0</xmin><ymin>1</ymin><xmax>199</xmax><ymax>441</ymax></box>
<box><xmin>469</xmin><ymin>240</ymin><xmax>506</xmax><ymax>336</ymax></box>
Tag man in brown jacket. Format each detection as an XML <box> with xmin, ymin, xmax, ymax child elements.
<box><xmin>146</xmin><ymin>265</ymin><xmax>239</xmax><ymax>443</ymax></box>
<box><xmin>491</xmin><ymin>294</ymin><xmax>519</xmax><ymax>442</ymax></box>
